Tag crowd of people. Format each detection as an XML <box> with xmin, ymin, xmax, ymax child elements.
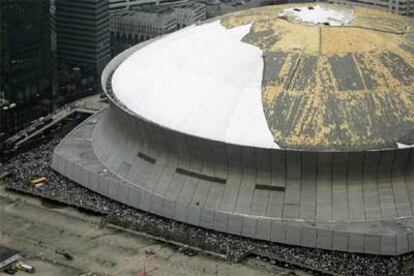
<box><xmin>3</xmin><ymin>136</ymin><xmax>412</xmax><ymax>275</ymax></box>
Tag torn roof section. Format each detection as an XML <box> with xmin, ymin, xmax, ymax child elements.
<box><xmin>111</xmin><ymin>4</ymin><xmax>414</xmax><ymax>151</ymax></box>
<box><xmin>278</xmin><ymin>5</ymin><xmax>354</xmax><ymax>26</ymax></box>
<box><xmin>112</xmin><ymin>21</ymin><xmax>279</xmax><ymax>149</ymax></box>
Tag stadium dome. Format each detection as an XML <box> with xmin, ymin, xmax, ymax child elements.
<box><xmin>112</xmin><ymin>4</ymin><xmax>414</xmax><ymax>151</ymax></box>
<box><xmin>53</xmin><ymin>4</ymin><xmax>414</xmax><ymax>256</ymax></box>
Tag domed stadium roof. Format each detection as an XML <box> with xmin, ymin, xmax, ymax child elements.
<box><xmin>112</xmin><ymin>4</ymin><xmax>414</xmax><ymax>151</ymax></box>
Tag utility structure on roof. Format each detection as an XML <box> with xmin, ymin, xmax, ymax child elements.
<box><xmin>52</xmin><ymin>4</ymin><xmax>414</xmax><ymax>256</ymax></box>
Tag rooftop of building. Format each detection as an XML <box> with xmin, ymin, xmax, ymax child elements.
<box><xmin>111</xmin><ymin>5</ymin><xmax>174</xmax><ymax>17</ymax></box>
<box><xmin>112</xmin><ymin>1</ymin><xmax>205</xmax><ymax>18</ymax></box>
<box><xmin>111</xmin><ymin>3</ymin><xmax>414</xmax><ymax>151</ymax></box>
<box><xmin>133</xmin><ymin>3</ymin><xmax>175</xmax><ymax>14</ymax></box>
<box><xmin>173</xmin><ymin>2</ymin><xmax>206</xmax><ymax>9</ymax></box>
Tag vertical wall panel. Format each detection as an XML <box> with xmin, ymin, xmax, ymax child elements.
<box><xmin>363</xmin><ymin>152</ymin><xmax>381</xmax><ymax>219</ymax></box>
<box><xmin>347</xmin><ymin>152</ymin><xmax>365</xmax><ymax>220</ymax></box>
<box><xmin>283</xmin><ymin>151</ymin><xmax>301</xmax><ymax>219</ymax></box>
<box><xmin>332</xmin><ymin>152</ymin><xmax>349</xmax><ymax>220</ymax></box>
<box><xmin>377</xmin><ymin>151</ymin><xmax>397</xmax><ymax>218</ymax></box>
<box><xmin>392</xmin><ymin>150</ymin><xmax>411</xmax><ymax>217</ymax></box>
<box><xmin>300</xmin><ymin>152</ymin><xmax>317</xmax><ymax>220</ymax></box>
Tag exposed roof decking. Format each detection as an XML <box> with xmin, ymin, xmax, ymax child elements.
<box><xmin>222</xmin><ymin>4</ymin><xmax>414</xmax><ymax>150</ymax></box>
<box><xmin>112</xmin><ymin>3</ymin><xmax>414</xmax><ymax>151</ymax></box>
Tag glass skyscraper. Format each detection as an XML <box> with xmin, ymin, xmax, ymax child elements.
<box><xmin>0</xmin><ymin>0</ymin><xmax>53</xmax><ymax>138</ymax></box>
<box><xmin>56</xmin><ymin>0</ymin><xmax>111</xmax><ymax>76</ymax></box>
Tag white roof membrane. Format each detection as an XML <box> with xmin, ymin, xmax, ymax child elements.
<box><xmin>112</xmin><ymin>21</ymin><xmax>280</xmax><ymax>149</ymax></box>
<box><xmin>397</xmin><ymin>142</ymin><xmax>414</xmax><ymax>149</ymax></box>
<box><xmin>279</xmin><ymin>5</ymin><xmax>354</xmax><ymax>26</ymax></box>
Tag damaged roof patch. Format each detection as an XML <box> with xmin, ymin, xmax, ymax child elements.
<box><xmin>278</xmin><ymin>5</ymin><xmax>354</xmax><ymax>26</ymax></box>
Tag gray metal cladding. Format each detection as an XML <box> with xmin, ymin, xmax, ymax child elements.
<box><xmin>61</xmin><ymin>102</ymin><xmax>412</xmax><ymax>256</ymax></box>
<box><xmin>96</xmin><ymin>102</ymin><xmax>412</xmax><ymax>193</ymax></box>
<box><xmin>49</xmin><ymin>30</ymin><xmax>414</xmax><ymax>255</ymax></box>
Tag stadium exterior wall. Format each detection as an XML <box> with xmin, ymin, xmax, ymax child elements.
<box><xmin>51</xmin><ymin>37</ymin><xmax>414</xmax><ymax>255</ymax></box>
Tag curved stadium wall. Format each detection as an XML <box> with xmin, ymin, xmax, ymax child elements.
<box><xmin>51</xmin><ymin>32</ymin><xmax>414</xmax><ymax>256</ymax></box>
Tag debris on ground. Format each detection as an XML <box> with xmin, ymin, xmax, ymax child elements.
<box><xmin>2</xmin><ymin>136</ymin><xmax>413</xmax><ymax>276</ymax></box>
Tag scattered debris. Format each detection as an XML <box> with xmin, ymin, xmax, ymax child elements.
<box><xmin>178</xmin><ymin>246</ymin><xmax>198</xmax><ymax>257</ymax></box>
<box><xmin>55</xmin><ymin>249</ymin><xmax>73</xmax><ymax>261</ymax></box>
<box><xmin>136</xmin><ymin>266</ymin><xmax>158</xmax><ymax>276</ymax></box>
<box><xmin>144</xmin><ymin>249</ymin><xmax>155</xmax><ymax>255</ymax></box>
<box><xmin>79</xmin><ymin>272</ymin><xmax>109</xmax><ymax>276</ymax></box>
<box><xmin>3</xmin><ymin>136</ymin><xmax>413</xmax><ymax>275</ymax></box>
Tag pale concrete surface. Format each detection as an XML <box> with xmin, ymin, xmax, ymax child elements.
<box><xmin>0</xmin><ymin>187</ymin><xmax>291</xmax><ymax>276</ymax></box>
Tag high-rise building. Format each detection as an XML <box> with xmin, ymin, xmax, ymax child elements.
<box><xmin>326</xmin><ymin>0</ymin><xmax>414</xmax><ymax>16</ymax></box>
<box><xmin>56</xmin><ymin>0</ymin><xmax>111</xmax><ymax>77</ymax></box>
<box><xmin>0</xmin><ymin>0</ymin><xmax>53</xmax><ymax>138</ymax></box>
<box><xmin>108</xmin><ymin>0</ymin><xmax>200</xmax><ymax>13</ymax></box>
<box><xmin>110</xmin><ymin>9</ymin><xmax>178</xmax><ymax>55</ymax></box>
<box><xmin>174</xmin><ymin>3</ymin><xmax>206</xmax><ymax>28</ymax></box>
<box><xmin>109</xmin><ymin>0</ymin><xmax>155</xmax><ymax>12</ymax></box>
<box><xmin>110</xmin><ymin>3</ymin><xmax>206</xmax><ymax>55</ymax></box>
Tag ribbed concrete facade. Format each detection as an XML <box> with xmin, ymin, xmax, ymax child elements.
<box><xmin>111</xmin><ymin>10</ymin><xmax>178</xmax><ymax>42</ymax></box>
<box><xmin>56</xmin><ymin>0</ymin><xmax>111</xmax><ymax>74</ymax></box>
<box><xmin>52</xmin><ymin>37</ymin><xmax>414</xmax><ymax>255</ymax></box>
<box><xmin>174</xmin><ymin>3</ymin><xmax>207</xmax><ymax>28</ymax></box>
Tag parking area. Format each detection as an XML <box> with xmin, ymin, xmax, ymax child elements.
<box><xmin>0</xmin><ymin>187</ymin><xmax>282</xmax><ymax>276</ymax></box>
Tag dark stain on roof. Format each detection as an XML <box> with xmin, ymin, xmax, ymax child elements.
<box><xmin>262</xmin><ymin>51</ymin><xmax>288</xmax><ymax>84</ymax></box>
<box><xmin>329</xmin><ymin>53</ymin><xmax>365</xmax><ymax>91</ymax></box>
<box><xmin>353</xmin><ymin>53</ymin><xmax>380</xmax><ymax>90</ymax></box>
<box><xmin>220</xmin><ymin>4</ymin><xmax>414</xmax><ymax>150</ymax></box>
<box><xmin>293</xmin><ymin>55</ymin><xmax>318</xmax><ymax>91</ymax></box>
<box><xmin>381</xmin><ymin>51</ymin><xmax>414</xmax><ymax>86</ymax></box>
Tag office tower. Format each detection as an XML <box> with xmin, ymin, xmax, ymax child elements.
<box><xmin>0</xmin><ymin>0</ymin><xmax>53</xmax><ymax>138</ymax></box>
<box><xmin>56</xmin><ymin>0</ymin><xmax>111</xmax><ymax>78</ymax></box>
<box><xmin>109</xmin><ymin>0</ymin><xmax>152</xmax><ymax>12</ymax></box>
<box><xmin>110</xmin><ymin>3</ymin><xmax>206</xmax><ymax>55</ymax></box>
